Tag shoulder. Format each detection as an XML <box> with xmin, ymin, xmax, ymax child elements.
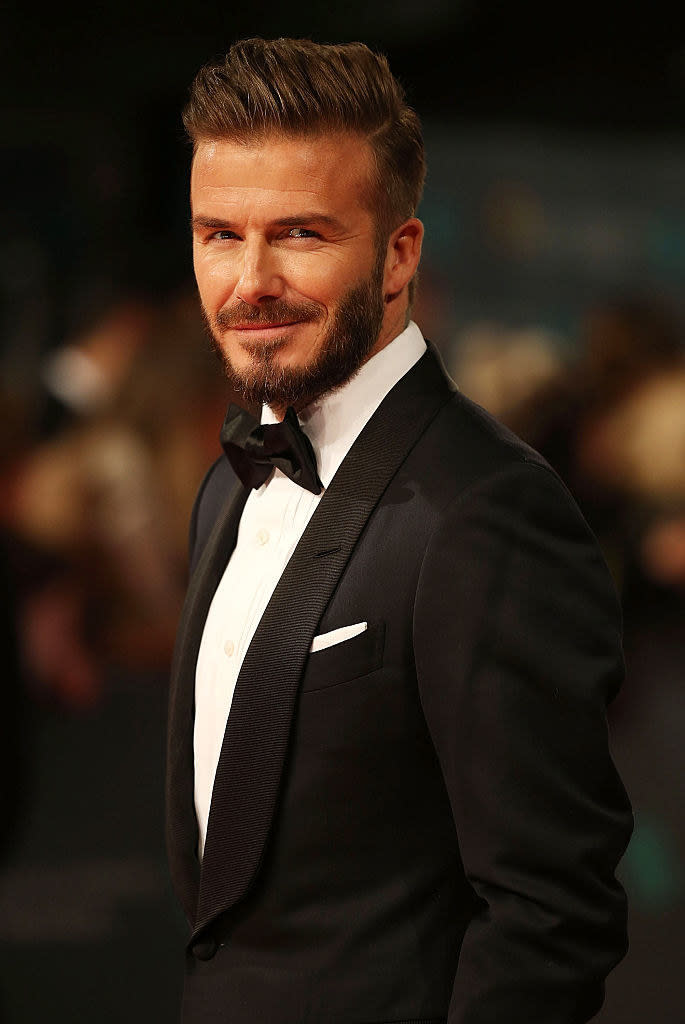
<box><xmin>409</xmin><ymin>344</ymin><xmax>562</xmax><ymax>503</ymax></box>
<box><xmin>398</xmin><ymin>347</ymin><xmax>616</xmax><ymax>591</ymax></box>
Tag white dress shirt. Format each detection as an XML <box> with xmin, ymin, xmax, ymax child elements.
<box><xmin>193</xmin><ymin>321</ymin><xmax>427</xmax><ymax>858</ymax></box>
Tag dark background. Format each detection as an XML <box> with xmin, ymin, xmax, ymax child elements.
<box><xmin>1</xmin><ymin>3</ymin><xmax>684</xmax><ymax>1021</ymax></box>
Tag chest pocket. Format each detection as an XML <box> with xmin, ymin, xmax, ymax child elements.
<box><xmin>301</xmin><ymin>621</ymin><xmax>385</xmax><ymax>693</ymax></box>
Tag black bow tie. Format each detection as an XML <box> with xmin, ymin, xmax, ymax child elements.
<box><xmin>220</xmin><ymin>404</ymin><xmax>323</xmax><ymax>494</ymax></box>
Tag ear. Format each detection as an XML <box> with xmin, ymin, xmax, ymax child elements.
<box><xmin>383</xmin><ymin>218</ymin><xmax>424</xmax><ymax>300</ymax></box>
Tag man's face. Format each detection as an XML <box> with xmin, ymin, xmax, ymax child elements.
<box><xmin>191</xmin><ymin>133</ymin><xmax>388</xmax><ymax>412</ymax></box>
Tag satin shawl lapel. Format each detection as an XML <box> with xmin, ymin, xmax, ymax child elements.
<box><xmin>194</xmin><ymin>346</ymin><xmax>455</xmax><ymax>936</ymax></box>
<box><xmin>166</xmin><ymin>475</ymin><xmax>248</xmax><ymax>924</ymax></box>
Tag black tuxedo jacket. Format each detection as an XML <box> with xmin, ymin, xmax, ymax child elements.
<box><xmin>166</xmin><ymin>346</ymin><xmax>632</xmax><ymax>1024</ymax></box>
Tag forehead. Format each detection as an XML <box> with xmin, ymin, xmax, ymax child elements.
<box><xmin>190</xmin><ymin>133</ymin><xmax>375</xmax><ymax>219</ymax></box>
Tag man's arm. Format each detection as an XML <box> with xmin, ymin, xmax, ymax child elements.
<box><xmin>414</xmin><ymin>460</ymin><xmax>632</xmax><ymax>1024</ymax></box>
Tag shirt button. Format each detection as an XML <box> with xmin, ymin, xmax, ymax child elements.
<box><xmin>224</xmin><ymin>639</ymin><xmax>235</xmax><ymax>657</ymax></box>
<box><xmin>256</xmin><ymin>528</ymin><xmax>270</xmax><ymax>546</ymax></box>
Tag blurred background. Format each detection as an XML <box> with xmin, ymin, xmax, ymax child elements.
<box><xmin>1</xmin><ymin>2</ymin><xmax>684</xmax><ymax>1020</ymax></box>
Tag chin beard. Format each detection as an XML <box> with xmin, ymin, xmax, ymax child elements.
<box><xmin>204</xmin><ymin>266</ymin><xmax>385</xmax><ymax>412</ymax></box>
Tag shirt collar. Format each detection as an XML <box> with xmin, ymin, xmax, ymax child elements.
<box><xmin>262</xmin><ymin>321</ymin><xmax>427</xmax><ymax>488</ymax></box>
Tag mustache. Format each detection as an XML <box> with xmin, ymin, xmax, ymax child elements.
<box><xmin>213</xmin><ymin>299</ymin><xmax>323</xmax><ymax>329</ymax></box>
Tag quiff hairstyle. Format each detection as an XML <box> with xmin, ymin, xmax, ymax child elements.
<box><xmin>183</xmin><ymin>37</ymin><xmax>426</xmax><ymax>242</ymax></box>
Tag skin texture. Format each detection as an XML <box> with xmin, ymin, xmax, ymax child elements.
<box><xmin>190</xmin><ymin>133</ymin><xmax>423</xmax><ymax>416</ymax></box>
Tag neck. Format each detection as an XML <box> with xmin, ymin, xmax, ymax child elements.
<box><xmin>367</xmin><ymin>301</ymin><xmax>410</xmax><ymax>361</ymax></box>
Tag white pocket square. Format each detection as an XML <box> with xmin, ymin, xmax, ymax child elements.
<box><xmin>310</xmin><ymin>622</ymin><xmax>368</xmax><ymax>653</ymax></box>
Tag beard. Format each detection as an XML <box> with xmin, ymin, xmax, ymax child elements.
<box><xmin>203</xmin><ymin>258</ymin><xmax>386</xmax><ymax>412</ymax></box>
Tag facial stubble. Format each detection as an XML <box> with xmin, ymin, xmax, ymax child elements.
<box><xmin>203</xmin><ymin>257</ymin><xmax>386</xmax><ymax>413</ymax></box>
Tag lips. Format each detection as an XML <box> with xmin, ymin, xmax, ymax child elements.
<box><xmin>215</xmin><ymin>298</ymin><xmax>323</xmax><ymax>333</ymax></box>
<box><xmin>230</xmin><ymin>321</ymin><xmax>301</xmax><ymax>330</ymax></box>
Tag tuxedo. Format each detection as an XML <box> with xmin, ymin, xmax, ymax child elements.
<box><xmin>166</xmin><ymin>344</ymin><xmax>632</xmax><ymax>1023</ymax></box>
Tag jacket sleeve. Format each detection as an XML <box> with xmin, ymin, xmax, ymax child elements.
<box><xmin>413</xmin><ymin>459</ymin><xmax>632</xmax><ymax>1024</ymax></box>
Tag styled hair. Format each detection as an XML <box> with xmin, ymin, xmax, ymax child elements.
<box><xmin>183</xmin><ymin>37</ymin><xmax>425</xmax><ymax>240</ymax></box>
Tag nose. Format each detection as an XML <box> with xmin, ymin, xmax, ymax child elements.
<box><xmin>234</xmin><ymin>238</ymin><xmax>284</xmax><ymax>306</ymax></box>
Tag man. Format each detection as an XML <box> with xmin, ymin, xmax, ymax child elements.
<box><xmin>166</xmin><ymin>38</ymin><xmax>632</xmax><ymax>1024</ymax></box>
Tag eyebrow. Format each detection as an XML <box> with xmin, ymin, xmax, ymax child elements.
<box><xmin>191</xmin><ymin>213</ymin><xmax>345</xmax><ymax>232</ymax></box>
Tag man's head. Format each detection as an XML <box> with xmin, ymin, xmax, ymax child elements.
<box><xmin>186</xmin><ymin>38</ymin><xmax>425</xmax><ymax>413</ymax></box>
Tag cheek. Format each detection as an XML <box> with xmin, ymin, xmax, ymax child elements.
<box><xmin>280</xmin><ymin>254</ymin><xmax>352</xmax><ymax>307</ymax></box>
<box><xmin>193</xmin><ymin>252</ymin><xmax>237</xmax><ymax>306</ymax></box>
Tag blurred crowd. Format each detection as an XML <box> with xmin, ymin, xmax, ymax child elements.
<box><xmin>1</xmin><ymin>280</ymin><xmax>234</xmax><ymax>716</ymax></box>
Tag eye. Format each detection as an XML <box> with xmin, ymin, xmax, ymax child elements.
<box><xmin>211</xmin><ymin>229</ymin><xmax>239</xmax><ymax>241</ymax></box>
<box><xmin>286</xmin><ymin>227</ymin><xmax>319</xmax><ymax>239</ymax></box>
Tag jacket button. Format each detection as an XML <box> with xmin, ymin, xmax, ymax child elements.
<box><xmin>192</xmin><ymin>936</ymin><xmax>218</xmax><ymax>961</ymax></box>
